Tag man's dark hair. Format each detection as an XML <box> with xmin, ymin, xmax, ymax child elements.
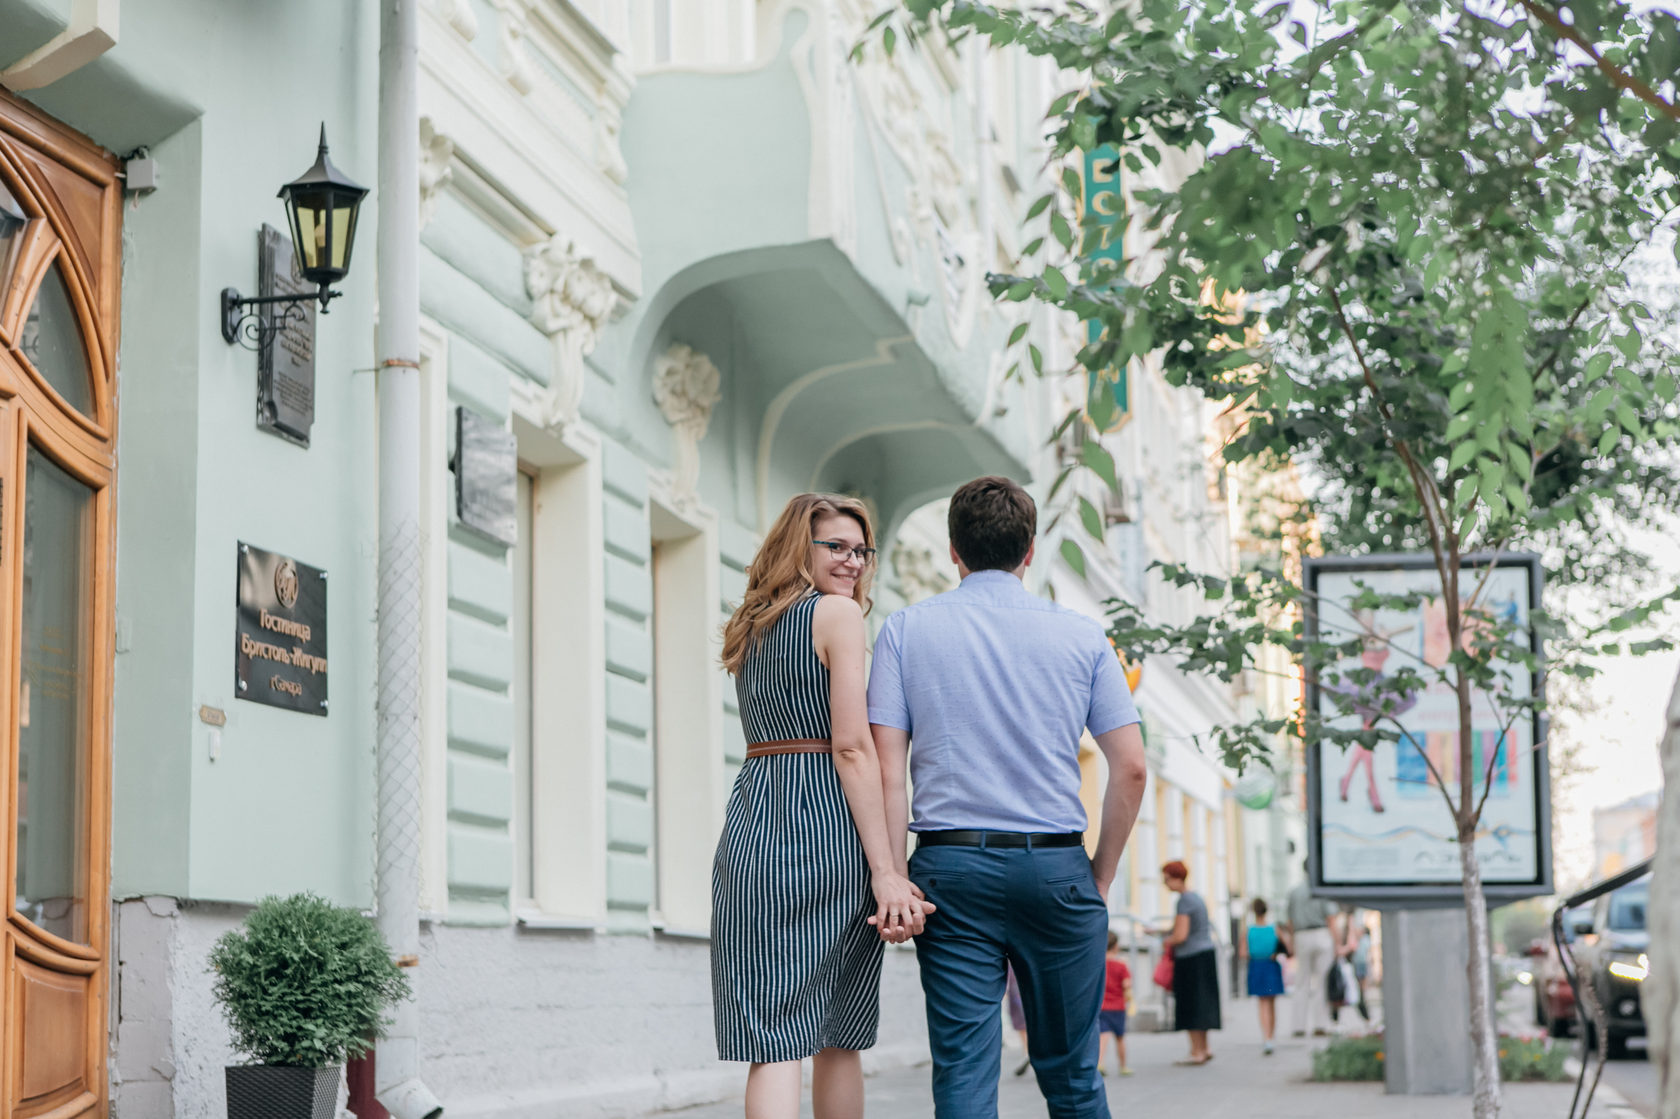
<box><xmin>948</xmin><ymin>476</ymin><xmax>1037</xmax><ymax>572</ymax></box>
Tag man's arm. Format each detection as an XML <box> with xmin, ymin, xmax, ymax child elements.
<box><xmin>1090</xmin><ymin>723</ymin><xmax>1148</xmax><ymax>901</ymax></box>
<box><xmin>872</xmin><ymin>724</ymin><xmax>912</xmax><ymax>878</ymax></box>
<box><xmin>865</xmin><ymin>614</ymin><xmax>913</xmax><ymax>879</ymax></box>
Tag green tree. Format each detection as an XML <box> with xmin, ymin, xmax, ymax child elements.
<box><xmin>867</xmin><ymin>2</ymin><xmax>1680</xmax><ymax>1115</ymax></box>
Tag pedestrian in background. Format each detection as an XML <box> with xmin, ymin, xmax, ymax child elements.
<box><xmin>1348</xmin><ymin>913</ymin><xmax>1373</xmax><ymax>1022</ymax></box>
<box><xmin>1334</xmin><ymin>908</ymin><xmax>1371</xmax><ymax>1025</ymax></box>
<box><xmin>1243</xmin><ymin>898</ymin><xmax>1286</xmax><ymax>1055</ymax></box>
<box><xmin>711</xmin><ymin>494</ymin><xmax>931</xmax><ymax>1119</ymax></box>
<box><xmin>1006</xmin><ymin>964</ymin><xmax>1030</xmax><ymax>1077</ymax></box>
<box><xmin>1281</xmin><ymin>862</ymin><xmax>1341</xmax><ymax>1039</ymax></box>
<box><xmin>1162</xmin><ymin>860</ymin><xmax>1220</xmax><ymax>1065</ymax></box>
<box><xmin>1100</xmin><ymin>930</ymin><xmax>1134</xmax><ymax>1076</ymax></box>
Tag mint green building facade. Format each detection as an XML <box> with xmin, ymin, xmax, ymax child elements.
<box><xmin>2</xmin><ymin>1</ymin><xmax>1280</xmax><ymax>1115</ymax></box>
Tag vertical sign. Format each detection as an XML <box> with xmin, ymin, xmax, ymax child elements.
<box><xmin>1082</xmin><ymin>144</ymin><xmax>1128</xmax><ymax>426</ymax></box>
<box><xmin>235</xmin><ymin>542</ymin><xmax>329</xmax><ymax>715</ymax></box>
<box><xmin>257</xmin><ymin>223</ymin><xmax>317</xmax><ymax>447</ymax></box>
<box><xmin>454</xmin><ymin>406</ymin><xmax>518</xmax><ymax>547</ymax></box>
<box><xmin>1303</xmin><ymin>552</ymin><xmax>1551</xmax><ymax>905</ymax></box>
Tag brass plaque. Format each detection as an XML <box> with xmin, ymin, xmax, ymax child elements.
<box><xmin>235</xmin><ymin>542</ymin><xmax>328</xmax><ymax>715</ymax></box>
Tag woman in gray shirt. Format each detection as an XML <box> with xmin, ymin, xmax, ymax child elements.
<box><xmin>1163</xmin><ymin>860</ymin><xmax>1221</xmax><ymax>1063</ymax></box>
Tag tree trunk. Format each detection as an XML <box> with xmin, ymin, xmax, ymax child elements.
<box><xmin>1648</xmin><ymin>665</ymin><xmax>1680</xmax><ymax>1119</ymax></box>
<box><xmin>1460</xmin><ymin>827</ymin><xmax>1503</xmax><ymax>1118</ymax></box>
<box><xmin>1445</xmin><ymin>570</ymin><xmax>1502</xmax><ymax>1117</ymax></box>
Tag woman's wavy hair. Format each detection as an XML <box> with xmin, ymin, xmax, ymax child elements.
<box><xmin>721</xmin><ymin>493</ymin><xmax>875</xmax><ymax>675</ymax></box>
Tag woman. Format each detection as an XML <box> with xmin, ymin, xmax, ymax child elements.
<box><xmin>711</xmin><ymin>493</ymin><xmax>929</xmax><ymax>1119</ymax></box>
<box><xmin>1243</xmin><ymin>898</ymin><xmax>1286</xmax><ymax>1055</ymax></box>
<box><xmin>1162</xmin><ymin>860</ymin><xmax>1220</xmax><ymax>1064</ymax></box>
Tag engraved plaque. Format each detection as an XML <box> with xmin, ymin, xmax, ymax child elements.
<box><xmin>235</xmin><ymin>542</ymin><xmax>328</xmax><ymax>715</ymax></box>
<box><xmin>455</xmin><ymin>406</ymin><xmax>518</xmax><ymax>547</ymax></box>
<box><xmin>257</xmin><ymin>223</ymin><xmax>316</xmax><ymax>447</ymax></box>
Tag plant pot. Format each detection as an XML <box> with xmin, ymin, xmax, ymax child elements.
<box><xmin>226</xmin><ymin>1064</ymin><xmax>340</xmax><ymax>1119</ymax></box>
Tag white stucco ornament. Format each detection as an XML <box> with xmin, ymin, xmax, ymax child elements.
<box><xmin>418</xmin><ymin>117</ymin><xmax>454</xmax><ymax>231</ymax></box>
<box><xmin>495</xmin><ymin>0</ymin><xmax>537</xmax><ymax>95</ymax></box>
<box><xmin>595</xmin><ymin>95</ymin><xmax>629</xmax><ymax>185</ymax></box>
<box><xmin>436</xmin><ymin>0</ymin><xmax>478</xmax><ymax>40</ymax></box>
<box><xmin>653</xmin><ymin>344</ymin><xmax>722</xmax><ymax>504</ymax></box>
<box><xmin>889</xmin><ymin>539</ymin><xmax>953</xmax><ymax>605</ymax></box>
<box><xmin>523</xmin><ymin>237</ymin><xmax>618</xmax><ymax>428</ymax></box>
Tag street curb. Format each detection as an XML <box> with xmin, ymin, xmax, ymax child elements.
<box><xmin>1561</xmin><ymin>1057</ymin><xmax>1644</xmax><ymax>1118</ymax></box>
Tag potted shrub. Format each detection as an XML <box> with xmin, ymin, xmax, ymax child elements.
<box><xmin>210</xmin><ymin>893</ymin><xmax>411</xmax><ymax>1119</ymax></box>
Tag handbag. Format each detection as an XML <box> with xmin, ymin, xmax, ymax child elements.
<box><xmin>1153</xmin><ymin>946</ymin><xmax>1175</xmax><ymax>990</ymax></box>
<box><xmin>1325</xmin><ymin>957</ymin><xmax>1347</xmax><ymax>1005</ymax></box>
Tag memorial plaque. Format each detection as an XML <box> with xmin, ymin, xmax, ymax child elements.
<box><xmin>257</xmin><ymin>223</ymin><xmax>316</xmax><ymax>447</ymax></box>
<box><xmin>235</xmin><ymin>542</ymin><xmax>328</xmax><ymax>715</ymax></box>
<box><xmin>455</xmin><ymin>405</ymin><xmax>518</xmax><ymax>546</ymax></box>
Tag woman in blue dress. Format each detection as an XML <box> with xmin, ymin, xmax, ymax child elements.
<box><xmin>1245</xmin><ymin>898</ymin><xmax>1286</xmax><ymax>1055</ymax></box>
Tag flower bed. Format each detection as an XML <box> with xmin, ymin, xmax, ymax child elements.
<box><xmin>1310</xmin><ymin>1033</ymin><xmax>1568</xmax><ymax>1083</ymax></box>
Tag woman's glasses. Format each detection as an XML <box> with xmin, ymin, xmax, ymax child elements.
<box><xmin>812</xmin><ymin>539</ymin><xmax>878</xmax><ymax>565</ymax></box>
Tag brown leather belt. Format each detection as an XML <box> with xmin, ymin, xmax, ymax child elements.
<box><xmin>745</xmin><ymin>738</ymin><xmax>832</xmax><ymax>758</ymax></box>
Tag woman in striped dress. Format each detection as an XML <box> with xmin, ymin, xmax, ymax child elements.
<box><xmin>713</xmin><ymin>493</ymin><xmax>930</xmax><ymax>1119</ymax></box>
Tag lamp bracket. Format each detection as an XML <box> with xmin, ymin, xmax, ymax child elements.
<box><xmin>221</xmin><ymin>285</ymin><xmax>339</xmax><ymax>350</ymax></box>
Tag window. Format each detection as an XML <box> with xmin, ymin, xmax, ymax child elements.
<box><xmin>653</xmin><ymin>0</ymin><xmax>672</xmax><ymax>63</ymax></box>
<box><xmin>648</xmin><ymin>495</ymin><xmax>723</xmax><ymax>933</ymax></box>
<box><xmin>511</xmin><ymin>467</ymin><xmax>536</xmax><ymax>903</ymax></box>
<box><xmin>518</xmin><ymin>437</ymin><xmax>608</xmax><ymax>922</ymax></box>
<box><xmin>1608</xmin><ymin>883</ymin><xmax>1647</xmax><ymax>932</ymax></box>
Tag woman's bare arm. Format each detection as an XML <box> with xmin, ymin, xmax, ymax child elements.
<box><xmin>812</xmin><ymin>594</ymin><xmax>928</xmax><ymax>939</ymax></box>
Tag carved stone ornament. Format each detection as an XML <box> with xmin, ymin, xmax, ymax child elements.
<box><xmin>522</xmin><ymin>237</ymin><xmax>618</xmax><ymax>429</ymax></box>
<box><xmin>418</xmin><ymin>117</ymin><xmax>454</xmax><ymax>231</ymax></box>
<box><xmin>495</xmin><ymin>0</ymin><xmax>537</xmax><ymax>95</ymax></box>
<box><xmin>436</xmin><ymin>0</ymin><xmax>478</xmax><ymax>40</ymax></box>
<box><xmin>595</xmin><ymin>95</ymin><xmax>629</xmax><ymax>185</ymax></box>
<box><xmin>652</xmin><ymin>344</ymin><xmax>722</xmax><ymax>504</ymax></box>
<box><xmin>889</xmin><ymin>539</ymin><xmax>953</xmax><ymax>605</ymax></box>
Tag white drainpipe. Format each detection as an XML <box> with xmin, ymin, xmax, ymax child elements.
<box><xmin>373</xmin><ymin>1</ymin><xmax>441</xmax><ymax>1117</ymax></box>
<box><xmin>0</xmin><ymin>0</ymin><xmax>120</xmax><ymax>90</ymax></box>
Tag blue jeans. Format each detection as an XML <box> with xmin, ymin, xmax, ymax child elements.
<box><xmin>909</xmin><ymin>842</ymin><xmax>1109</xmax><ymax>1119</ymax></box>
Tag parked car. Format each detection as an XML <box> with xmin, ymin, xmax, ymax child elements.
<box><xmin>1570</xmin><ymin>874</ymin><xmax>1650</xmax><ymax>1058</ymax></box>
<box><xmin>1530</xmin><ymin>904</ymin><xmax>1591</xmax><ymax>1037</ymax></box>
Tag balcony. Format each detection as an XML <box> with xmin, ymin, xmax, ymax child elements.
<box><xmin>605</xmin><ymin>1</ymin><xmax>1037</xmax><ymax>537</ymax></box>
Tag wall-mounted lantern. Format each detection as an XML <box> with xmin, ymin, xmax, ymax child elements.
<box><xmin>221</xmin><ymin>126</ymin><xmax>368</xmax><ymax>348</ymax></box>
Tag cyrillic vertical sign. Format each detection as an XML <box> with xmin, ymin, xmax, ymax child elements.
<box><xmin>1083</xmin><ymin>144</ymin><xmax>1128</xmax><ymax>426</ymax></box>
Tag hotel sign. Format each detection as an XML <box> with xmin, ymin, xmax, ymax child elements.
<box><xmin>1082</xmin><ymin>144</ymin><xmax>1128</xmax><ymax>427</ymax></box>
<box><xmin>235</xmin><ymin>542</ymin><xmax>328</xmax><ymax>715</ymax></box>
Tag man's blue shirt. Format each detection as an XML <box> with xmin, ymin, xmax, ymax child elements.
<box><xmin>866</xmin><ymin>568</ymin><xmax>1141</xmax><ymax>833</ymax></box>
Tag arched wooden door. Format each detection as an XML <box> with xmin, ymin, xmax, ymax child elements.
<box><xmin>0</xmin><ymin>93</ymin><xmax>121</xmax><ymax>1119</ymax></box>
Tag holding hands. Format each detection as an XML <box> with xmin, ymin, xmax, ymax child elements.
<box><xmin>866</xmin><ymin>872</ymin><xmax>935</xmax><ymax>944</ymax></box>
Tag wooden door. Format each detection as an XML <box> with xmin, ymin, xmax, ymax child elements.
<box><xmin>0</xmin><ymin>92</ymin><xmax>121</xmax><ymax>1119</ymax></box>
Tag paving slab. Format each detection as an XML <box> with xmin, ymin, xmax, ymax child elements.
<box><xmin>653</xmin><ymin>994</ymin><xmax>1588</xmax><ymax>1119</ymax></box>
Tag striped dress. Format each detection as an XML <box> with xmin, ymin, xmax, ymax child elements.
<box><xmin>710</xmin><ymin>591</ymin><xmax>883</xmax><ymax>1062</ymax></box>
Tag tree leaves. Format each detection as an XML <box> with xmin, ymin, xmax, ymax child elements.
<box><xmin>897</xmin><ymin>0</ymin><xmax>1680</xmax><ymax>689</ymax></box>
<box><xmin>1078</xmin><ymin>495</ymin><xmax>1104</xmax><ymax>539</ymax></box>
<box><xmin>1060</xmin><ymin>537</ymin><xmax>1089</xmax><ymax>577</ymax></box>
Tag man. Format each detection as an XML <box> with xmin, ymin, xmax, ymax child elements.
<box><xmin>1282</xmin><ymin>861</ymin><xmax>1343</xmax><ymax>1039</ymax></box>
<box><xmin>867</xmin><ymin>476</ymin><xmax>1149</xmax><ymax>1119</ymax></box>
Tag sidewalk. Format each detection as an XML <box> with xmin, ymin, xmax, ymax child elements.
<box><xmin>652</xmin><ymin>994</ymin><xmax>1596</xmax><ymax>1119</ymax></box>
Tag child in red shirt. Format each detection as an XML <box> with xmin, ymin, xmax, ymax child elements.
<box><xmin>1100</xmin><ymin>930</ymin><xmax>1133</xmax><ymax>1076</ymax></box>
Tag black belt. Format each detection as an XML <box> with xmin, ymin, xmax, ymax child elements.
<box><xmin>916</xmin><ymin>829</ymin><xmax>1084</xmax><ymax>850</ymax></box>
